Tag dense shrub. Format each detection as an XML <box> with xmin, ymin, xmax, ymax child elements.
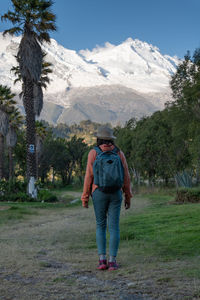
<box><xmin>0</xmin><ymin>179</ymin><xmax>27</xmax><ymax>195</ymax></box>
<box><xmin>0</xmin><ymin>180</ymin><xmax>7</xmax><ymax>195</ymax></box>
<box><xmin>0</xmin><ymin>192</ymin><xmax>33</xmax><ymax>202</ymax></box>
<box><xmin>175</xmin><ymin>187</ymin><xmax>200</xmax><ymax>203</ymax></box>
<box><xmin>0</xmin><ymin>179</ymin><xmax>34</xmax><ymax>202</ymax></box>
<box><xmin>0</xmin><ymin>179</ymin><xmax>57</xmax><ymax>202</ymax></box>
<box><xmin>38</xmin><ymin>189</ymin><xmax>58</xmax><ymax>202</ymax></box>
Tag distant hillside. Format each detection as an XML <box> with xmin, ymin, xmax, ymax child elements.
<box><xmin>43</xmin><ymin>119</ymin><xmax>109</xmax><ymax>145</ymax></box>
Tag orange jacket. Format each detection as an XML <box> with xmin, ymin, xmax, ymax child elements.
<box><xmin>81</xmin><ymin>144</ymin><xmax>133</xmax><ymax>206</ymax></box>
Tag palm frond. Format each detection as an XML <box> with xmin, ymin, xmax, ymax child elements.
<box><xmin>12</xmin><ymin>0</ymin><xmax>24</xmax><ymax>12</ymax></box>
<box><xmin>39</xmin><ymin>76</ymin><xmax>51</xmax><ymax>89</ymax></box>
<box><xmin>39</xmin><ymin>0</ymin><xmax>54</xmax><ymax>10</ymax></box>
<box><xmin>11</xmin><ymin>65</ymin><xmax>20</xmax><ymax>73</ymax></box>
<box><xmin>42</xmin><ymin>61</ymin><xmax>53</xmax><ymax>67</ymax></box>
<box><xmin>37</xmin><ymin>31</ymin><xmax>51</xmax><ymax>42</ymax></box>
<box><xmin>37</xmin><ymin>10</ymin><xmax>56</xmax><ymax>22</ymax></box>
<box><xmin>3</xmin><ymin>27</ymin><xmax>22</xmax><ymax>36</ymax></box>
<box><xmin>40</xmin><ymin>76</ymin><xmax>50</xmax><ymax>84</ymax></box>
<box><xmin>40</xmin><ymin>83</ymin><xmax>47</xmax><ymax>89</ymax></box>
<box><xmin>8</xmin><ymin>107</ymin><xmax>23</xmax><ymax>127</ymax></box>
<box><xmin>8</xmin><ymin>99</ymin><xmax>17</xmax><ymax>106</ymax></box>
<box><xmin>41</xmin><ymin>67</ymin><xmax>53</xmax><ymax>75</ymax></box>
<box><xmin>13</xmin><ymin>78</ymin><xmax>20</xmax><ymax>85</ymax></box>
<box><xmin>43</xmin><ymin>69</ymin><xmax>53</xmax><ymax>76</ymax></box>
<box><xmin>1</xmin><ymin>10</ymin><xmax>22</xmax><ymax>24</ymax></box>
<box><xmin>0</xmin><ymin>85</ymin><xmax>16</xmax><ymax>100</ymax></box>
<box><xmin>11</xmin><ymin>65</ymin><xmax>22</xmax><ymax>79</ymax></box>
<box><xmin>35</xmin><ymin>21</ymin><xmax>56</xmax><ymax>33</ymax></box>
<box><xmin>19</xmin><ymin>90</ymin><xmax>24</xmax><ymax>99</ymax></box>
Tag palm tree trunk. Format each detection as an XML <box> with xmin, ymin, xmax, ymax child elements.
<box><xmin>36</xmin><ymin>151</ymin><xmax>38</xmax><ymax>180</ymax></box>
<box><xmin>24</xmin><ymin>79</ymin><xmax>37</xmax><ymax>197</ymax></box>
<box><xmin>52</xmin><ymin>168</ymin><xmax>55</xmax><ymax>185</ymax></box>
<box><xmin>0</xmin><ymin>133</ymin><xmax>4</xmax><ymax>179</ymax></box>
<box><xmin>8</xmin><ymin>146</ymin><xmax>13</xmax><ymax>179</ymax></box>
<box><xmin>195</xmin><ymin>150</ymin><xmax>200</xmax><ymax>185</ymax></box>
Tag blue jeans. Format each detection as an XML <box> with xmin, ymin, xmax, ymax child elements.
<box><xmin>92</xmin><ymin>188</ymin><xmax>122</xmax><ymax>257</ymax></box>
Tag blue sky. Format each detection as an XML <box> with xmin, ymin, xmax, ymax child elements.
<box><xmin>0</xmin><ymin>0</ymin><xmax>200</xmax><ymax>58</ymax></box>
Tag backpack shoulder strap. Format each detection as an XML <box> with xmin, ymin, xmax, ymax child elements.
<box><xmin>112</xmin><ymin>146</ymin><xmax>120</xmax><ymax>153</ymax></box>
<box><xmin>93</xmin><ymin>146</ymin><xmax>102</xmax><ymax>155</ymax></box>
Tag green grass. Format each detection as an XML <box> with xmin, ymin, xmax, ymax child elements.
<box><xmin>0</xmin><ymin>184</ymin><xmax>83</xmax><ymax>227</ymax></box>
<box><xmin>120</xmin><ymin>192</ymin><xmax>200</xmax><ymax>261</ymax></box>
<box><xmin>0</xmin><ymin>205</ymin><xmax>37</xmax><ymax>226</ymax></box>
<box><xmin>51</xmin><ymin>191</ymin><xmax>79</xmax><ymax>203</ymax></box>
<box><xmin>0</xmin><ymin>200</ymin><xmax>79</xmax><ymax>209</ymax></box>
<box><xmin>0</xmin><ymin>197</ymin><xmax>81</xmax><ymax>226</ymax></box>
<box><xmin>1</xmin><ymin>188</ymin><xmax>200</xmax><ymax>265</ymax></box>
<box><xmin>183</xmin><ymin>267</ymin><xmax>200</xmax><ymax>279</ymax></box>
<box><xmin>52</xmin><ymin>277</ymin><xmax>75</xmax><ymax>285</ymax></box>
<box><xmin>49</xmin><ymin>185</ymin><xmax>82</xmax><ymax>203</ymax></box>
<box><xmin>51</xmin><ymin>184</ymin><xmax>83</xmax><ymax>194</ymax></box>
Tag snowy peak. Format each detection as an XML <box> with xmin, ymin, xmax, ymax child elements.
<box><xmin>79</xmin><ymin>37</ymin><xmax>179</xmax><ymax>93</ymax></box>
<box><xmin>0</xmin><ymin>32</ymin><xmax>180</xmax><ymax>95</ymax></box>
<box><xmin>0</xmin><ymin>32</ymin><xmax>180</xmax><ymax>125</ymax></box>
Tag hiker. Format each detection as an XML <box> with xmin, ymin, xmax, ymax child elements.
<box><xmin>81</xmin><ymin>126</ymin><xmax>132</xmax><ymax>270</ymax></box>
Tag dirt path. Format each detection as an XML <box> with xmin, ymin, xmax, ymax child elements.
<box><xmin>0</xmin><ymin>194</ymin><xmax>197</xmax><ymax>300</ymax></box>
<box><xmin>0</xmin><ymin>195</ymin><xmax>153</xmax><ymax>300</ymax></box>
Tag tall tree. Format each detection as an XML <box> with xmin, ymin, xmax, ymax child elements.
<box><xmin>2</xmin><ymin>0</ymin><xmax>56</xmax><ymax>197</ymax></box>
<box><xmin>0</xmin><ymin>85</ymin><xmax>16</xmax><ymax>179</ymax></box>
<box><xmin>168</xmin><ymin>48</ymin><xmax>200</xmax><ymax>182</ymax></box>
<box><xmin>11</xmin><ymin>53</ymin><xmax>53</xmax><ymax>180</ymax></box>
<box><xmin>169</xmin><ymin>49</ymin><xmax>200</xmax><ymax>119</ymax></box>
<box><xmin>66</xmin><ymin>136</ymin><xmax>88</xmax><ymax>184</ymax></box>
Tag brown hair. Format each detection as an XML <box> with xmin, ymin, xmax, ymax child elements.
<box><xmin>97</xmin><ymin>138</ymin><xmax>115</xmax><ymax>147</ymax></box>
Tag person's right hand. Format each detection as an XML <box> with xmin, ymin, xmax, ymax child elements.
<box><xmin>125</xmin><ymin>199</ymin><xmax>130</xmax><ymax>209</ymax></box>
<box><xmin>83</xmin><ymin>202</ymin><xmax>89</xmax><ymax>208</ymax></box>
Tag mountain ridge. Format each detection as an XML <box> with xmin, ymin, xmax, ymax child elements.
<box><xmin>0</xmin><ymin>32</ymin><xmax>179</xmax><ymax>125</ymax></box>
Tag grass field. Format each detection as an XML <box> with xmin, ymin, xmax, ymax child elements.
<box><xmin>0</xmin><ymin>185</ymin><xmax>82</xmax><ymax>226</ymax></box>
<box><xmin>120</xmin><ymin>193</ymin><xmax>200</xmax><ymax>260</ymax></box>
<box><xmin>0</xmin><ymin>187</ymin><xmax>200</xmax><ymax>299</ymax></box>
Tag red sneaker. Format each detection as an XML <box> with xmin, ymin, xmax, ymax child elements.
<box><xmin>97</xmin><ymin>260</ymin><xmax>107</xmax><ymax>270</ymax></box>
<box><xmin>108</xmin><ymin>261</ymin><xmax>119</xmax><ymax>271</ymax></box>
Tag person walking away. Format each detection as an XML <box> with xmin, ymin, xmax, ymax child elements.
<box><xmin>81</xmin><ymin>126</ymin><xmax>132</xmax><ymax>270</ymax></box>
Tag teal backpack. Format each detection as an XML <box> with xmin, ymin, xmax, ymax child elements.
<box><xmin>93</xmin><ymin>146</ymin><xmax>124</xmax><ymax>193</ymax></box>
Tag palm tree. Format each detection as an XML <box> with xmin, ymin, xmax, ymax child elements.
<box><xmin>0</xmin><ymin>85</ymin><xmax>16</xmax><ymax>179</ymax></box>
<box><xmin>2</xmin><ymin>0</ymin><xmax>56</xmax><ymax>197</ymax></box>
<box><xmin>6</xmin><ymin>108</ymin><xmax>23</xmax><ymax>179</ymax></box>
<box><xmin>11</xmin><ymin>52</ymin><xmax>53</xmax><ymax>180</ymax></box>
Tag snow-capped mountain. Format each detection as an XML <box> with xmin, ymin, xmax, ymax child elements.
<box><xmin>0</xmin><ymin>32</ymin><xmax>179</xmax><ymax>125</ymax></box>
